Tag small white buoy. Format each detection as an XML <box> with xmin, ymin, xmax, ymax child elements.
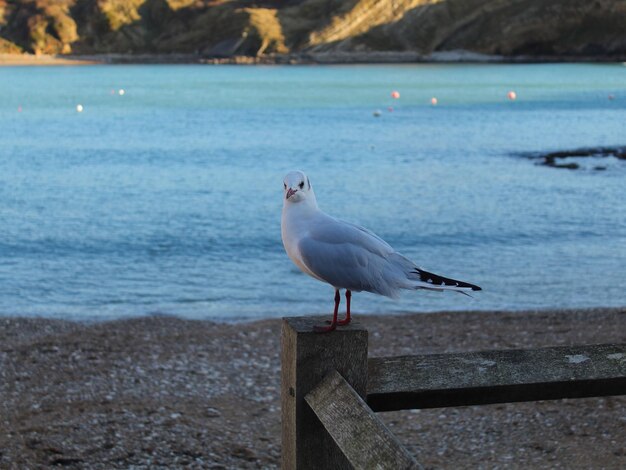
<box><xmin>119</xmin><ymin>89</ymin><xmax>125</xmax><ymax>96</ymax></box>
<box><xmin>430</xmin><ymin>97</ymin><xmax>438</xmax><ymax>106</ymax></box>
<box><xmin>76</xmin><ymin>104</ymin><xmax>84</xmax><ymax>113</ymax></box>
<box><xmin>508</xmin><ymin>91</ymin><xmax>517</xmax><ymax>100</ymax></box>
<box><xmin>373</xmin><ymin>110</ymin><xmax>382</xmax><ymax>117</ymax></box>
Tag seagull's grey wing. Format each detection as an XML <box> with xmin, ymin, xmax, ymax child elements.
<box><xmin>309</xmin><ymin>215</ymin><xmax>395</xmax><ymax>257</ymax></box>
<box><xmin>297</xmin><ymin>216</ymin><xmax>402</xmax><ymax>297</ymax></box>
<box><xmin>339</xmin><ymin>221</ymin><xmax>395</xmax><ymax>254</ymax></box>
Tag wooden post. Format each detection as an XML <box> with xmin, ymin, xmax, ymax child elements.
<box><xmin>281</xmin><ymin>316</ymin><xmax>368</xmax><ymax>470</ymax></box>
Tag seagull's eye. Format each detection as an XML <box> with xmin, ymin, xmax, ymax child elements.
<box><xmin>284</xmin><ymin>183</ymin><xmax>287</xmax><ymax>189</ymax></box>
<box><xmin>299</xmin><ymin>181</ymin><xmax>304</xmax><ymax>189</ymax></box>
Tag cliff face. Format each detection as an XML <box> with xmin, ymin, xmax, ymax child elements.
<box><xmin>1</xmin><ymin>0</ymin><xmax>625</xmax><ymax>58</ymax></box>
<box><xmin>332</xmin><ymin>0</ymin><xmax>626</xmax><ymax>57</ymax></box>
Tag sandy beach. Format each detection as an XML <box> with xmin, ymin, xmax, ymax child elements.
<box><xmin>1</xmin><ymin>308</ymin><xmax>624</xmax><ymax>469</ymax></box>
<box><xmin>2</xmin><ymin>52</ymin><xmax>625</xmax><ymax>67</ymax></box>
<box><xmin>0</xmin><ymin>54</ymin><xmax>102</xmax><ymax>66</ymax></box>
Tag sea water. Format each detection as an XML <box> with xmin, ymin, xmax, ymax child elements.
<box><xmin>0</xmin><ymin>63</ymin><xmax>625</xmax><ymax>320</ymax></box>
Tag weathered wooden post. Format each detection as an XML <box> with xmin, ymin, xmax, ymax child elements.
<box><xmin>281</xmin><ymin>316</ymin><xmax>368</xmax><ymax>469</ymax></box>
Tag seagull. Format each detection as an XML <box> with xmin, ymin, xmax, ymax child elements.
<box><xmin>281</xmin><ymin>170</ymin><xmax>481</xmax><ymax>332</ymax></box>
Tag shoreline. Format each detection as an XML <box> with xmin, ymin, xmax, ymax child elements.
<box><xmin>1</xmin><ymin>307</ymin><xmax>624</xmax><ymax>468</ymax></box>
<box><xmin>2</xmin><ymin>51</ymin><xmax>626</xmax><ymax>66</ymax></box>
<box><xmin>2</xmin><ymin>304</ymin><xmax>624</xmax><ymax>325</ymax></box>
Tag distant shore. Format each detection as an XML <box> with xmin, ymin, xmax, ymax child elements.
<box><xmin>2</xmin><ymin>51</ymin><xmax>626</xmax><ymax>66</ymax></box>
<box><xmin>0</xmin><ymin>53</ymin><xmax>102</xmax><ymax>66</ymax></box>
<box><xmin>1</xmin><ymin>307</ymin><xmax>624</xmax><ymax>468</ymax></box>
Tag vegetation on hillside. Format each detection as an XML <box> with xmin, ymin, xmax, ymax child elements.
<box><xmin>0</xmin><ymin>0</ymin><xmax>624</xmax><ymax>58</ymax></box>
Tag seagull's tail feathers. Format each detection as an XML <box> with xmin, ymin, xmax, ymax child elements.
<box><xmin>409</xmin><ymin>268</ymin><xmax>482</xmax><ymax>295</ymax></box>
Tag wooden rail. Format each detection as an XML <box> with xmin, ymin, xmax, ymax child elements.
<box><xmin>306</xmin><ymin>371</ymin><xmax>418</xmax><ymax>469</ymax></box>
<box><xmin>368</xmin><ymin>343</ymin><xmax>626</xmax><ymax>412</ymax></box>
<box><xmin>281</xmin><ymin>316</ymin><xmax>626</xmax><ymax>470</ymax></box>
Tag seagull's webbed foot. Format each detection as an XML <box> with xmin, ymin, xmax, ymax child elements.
<box><xmin>314</xmin><ymin>322</ymin><xmax>337</xmax><ymax>333</ymax></box>
<box><xmin>334</xmin><ymin>314</ymin><xmax>351</xmax><ymax>326</ymax></box>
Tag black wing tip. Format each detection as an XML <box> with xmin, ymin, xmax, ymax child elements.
<box><xmin>416</xmin><ymin>268</ymin><xmax>482</xmax><ymax>291</ymax></box>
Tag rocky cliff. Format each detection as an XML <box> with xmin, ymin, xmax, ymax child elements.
<box><xmin>1</xmin><ymin>0</ymin><xmax>625</xmax><ymax>59</ymax></box>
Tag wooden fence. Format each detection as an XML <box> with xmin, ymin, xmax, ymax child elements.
<box><xmin>281</xmin><ymin>316</ymin><xmax>626</xmax><ymax>469</ymax></box>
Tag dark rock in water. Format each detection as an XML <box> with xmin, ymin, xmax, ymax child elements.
<box><xmin>550</xmin><ymin>161</ymin><xmax>580</xmax><ymax>170</ymax></box>
<box><xmin>520</xmin><ymin>146</ymin><xmax>626</xmax><ymax>170</ymax></box>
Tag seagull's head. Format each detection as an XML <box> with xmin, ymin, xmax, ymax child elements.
<box><xmin>283</xmin><ymin>170</ymin><xmax>315</xmax><ymax>206</ymax></box>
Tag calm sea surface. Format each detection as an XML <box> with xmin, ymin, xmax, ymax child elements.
<box><xmin>0</xmin><ymin>64</ymin><xmax>625</xmax><ymax>321</ymax></box>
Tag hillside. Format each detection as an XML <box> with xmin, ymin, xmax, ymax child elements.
<box><xmin>1</xmin><ymin>0</ymin><xmax>625</xmax><ymax>60</ymax></box>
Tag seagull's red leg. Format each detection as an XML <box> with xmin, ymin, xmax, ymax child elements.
<box><xmin>337</xmin><ymin>290</ymin><xmax>352</xmax><ymax>326</ymax></box>
<box><xmin>314</xmin><ymin>289</ymin><xmax>340</xmax><ymax>333</ymax></box>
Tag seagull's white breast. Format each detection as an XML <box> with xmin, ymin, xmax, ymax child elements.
<box><xmin>281</xmin><ymin>204</ymin><xmax>326</xmax><ymax>283</ymax></box>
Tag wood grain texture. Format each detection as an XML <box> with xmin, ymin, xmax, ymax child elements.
<box><xmin>368</xmin><ymin>343</ymin><xmax>626</xmax><ymax>412</ymax></box>
<box><xmin>281</xmin><ymin>316</ymin><xmax>368</xmax><ymax>469</ymax></box>
<box><xmin>306</xmin><ymin>371</ymin><xmax>419</xmax><ymax>470</ymax></box>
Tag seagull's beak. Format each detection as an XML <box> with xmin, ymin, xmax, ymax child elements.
<box><xmin>286</xmin><ymin>188</ymin><xmax>297</xmax><ymax>199</ymax></box>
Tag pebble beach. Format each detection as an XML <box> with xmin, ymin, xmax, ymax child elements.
<box><xmin>1</xmin><ymin>308</ymin><xmax>625</xmax><ymax>469</ymax></box>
